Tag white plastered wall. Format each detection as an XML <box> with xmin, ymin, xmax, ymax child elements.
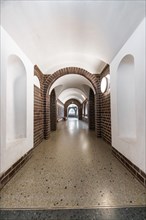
<box><xmin>0</xmin><ymin>26</ymin><xmax>34</xmax><ymax>174</ymax></box>
<box><xmin>110</xmin><ymin>18</ymin><xmax>146</xmax><ymax>173</ymax></box>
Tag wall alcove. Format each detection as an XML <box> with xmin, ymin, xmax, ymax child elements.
<box><xmin>6</xmin><ymin>55</ymin><xmax>27</xmax><ymax>142</ymax></box>
<box><xmin>117</xmin><ymin>54</ymin><xmax>136</xmax><ymax>141</ymax></box>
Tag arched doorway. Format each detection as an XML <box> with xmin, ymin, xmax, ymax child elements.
<box><xmin>42</xmin><ymin>67</ymin><xmax>100</xmax><ymax>139</ymax></box>
<box><xmin>64</xmin><ymin>99</ymin><xmax>82</xmax><ymax>120</ymax></box>
<box><xmin>67</xmin><ymin>104</ymin><xmax>78</xmax><ymax>118</ymax></box>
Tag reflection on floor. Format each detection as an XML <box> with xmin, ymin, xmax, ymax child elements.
<box><xmin>0</xmin><ymin>119</ymin><xmax>146</xmax><ymax>210</ymax></box>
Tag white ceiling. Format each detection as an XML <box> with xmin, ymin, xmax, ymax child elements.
<box><xmin>1</xmin><ymin>0</ymin><xmax>145</xmax><ymax>104</ymax></box>
<box><xmin>58</xmin><ymin>88</ymin><xmax>86</xmax><ymax>104</ymax></box>
<box><xmin>1</xmin><ymin>0</ymin><xmax>145</xmax><ymax>74</ymax></box>
<box><xmin>49</xmin><ymin>74</ymin><xmax>93</xmax><ymax>103</ymax></box>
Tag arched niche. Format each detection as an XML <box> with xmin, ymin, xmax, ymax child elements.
<box><xmin>34</xmin><ymin>75</ymin><xmax>41</xmax><ymax>88</ymax></box>
<box><xmin>117</xmin><ymin>54</ymin><xmax>136</xmax><ymax>141</ymax></box>
<box><xmin>6</xmin><ymin>55</ymin><xmax>27</xmax><ymax>142</ymax></box>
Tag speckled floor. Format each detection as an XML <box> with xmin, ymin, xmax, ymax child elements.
<box><xmin>0</xmin><ymin>119</ymin><xmax>146</xmax><ymax>209</ymax></box>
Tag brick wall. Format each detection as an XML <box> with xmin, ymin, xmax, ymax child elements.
<box><xmin>88</xmin><ymin>89</ymin><xmax>95</xmax><ymax>130</ymax></box>
<box><xmin>95</xmin><ymin>76</ymin><xmax>101</xmax><ymax>137</ymax></box>
<box><xmin>100</xmin><ymin>66</ymin><xmax>111</xmax><ymax>144</ymax></box>
<box><xmin>50</xmin><ymin>89</ymin><xmax>57</xmax><ymax>131</ymax></box>
<box><xmin>34</xmin><ymin>86</ymin><xmax>44</xmax><ymax>147</ymax></box>
<box><xmin>34</xmin><ymin>66</ymin><xmax>44</xmax><ymax>147</ymax></box>
<box><xmin>44</xmin><ymin>93</ymin><xmax>50</xmax><ymax>139</ymax></box>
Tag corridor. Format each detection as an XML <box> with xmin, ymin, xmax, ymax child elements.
<box><xmin>0</xmin><ymin>119</ymin><xmax>145</xmax><ymax>209</ymax></box>
<box><xmin>1</xmin><ymin>1</ymin><xmax>146</xmax><ymax>219</ymax></box>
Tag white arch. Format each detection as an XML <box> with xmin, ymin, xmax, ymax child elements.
<box><xmin>117</xmin><ymin>54</ymin><xmax>136</xmax><ymax>141</ymax></box>
<box><xmin>7</xmin><ymin>54</ymin><xmax>27</xmax><ymax>142</ymax></box>
<box><xmin>49</xmin><ymin>73</ymin><xmax>95</xmax><ymax>95</ymax></box>
<box><xmin>58</xmin><ymin>88</ymin><xmax>86</xmax><ymax>104</ymax></box>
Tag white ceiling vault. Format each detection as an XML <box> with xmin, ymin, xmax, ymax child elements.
<box><xmin>1</xmin><ymin>0</ymin><xmax>145</xmax><ymax>103</ymax></box>
<box><xmin>1</xmin><ymin>0</ymin><xmax>145</xmax><ymax>74</ymax></box>
<box><xmin>49</xmin><ymin>74</ymin><xmax>94</xmax><ymax>103</ymax></box>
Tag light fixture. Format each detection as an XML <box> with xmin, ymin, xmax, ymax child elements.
<box><xmin>100</xmin><ymin>74</ymin><xmax>110</xmax><ymax>94</ymax></box>
<box><xmin>101</xmin><ymin>77</ymin><xmax>108</xmax><ymax>93</ymax></box>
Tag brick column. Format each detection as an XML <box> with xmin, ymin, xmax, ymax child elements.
<box><xmin>88</xmin><ymin>89</ymin><xmax>95</xmax><ymax>130</ymax></box>
<box><xmin>50</xmin><ymin>89</ymin><xmax>57</xmax><ymax>131</ymax></box>
<box><xmin>79</xmin><ymin>106</ymin><xmax>82</xmax><ymax>120</ymax></box>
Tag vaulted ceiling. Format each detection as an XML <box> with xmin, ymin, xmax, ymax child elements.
<box><xmin>49</xmin><ymin>74</ymin><xmax>94</xmax><ymax>103</ymax></box>
<box><xmin>1</xmin><ymin>0</ymin><xmax>145</xmax><ymax>103</ymax></box>
<box><xmin>1</xmin><ymin>0</ymin><xmax>145</xmax><ymax>74</ymax></box>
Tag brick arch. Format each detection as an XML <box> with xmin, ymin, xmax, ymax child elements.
<box><xmin>44</xmin><ymin>67</ymin><xmax>98</xmax><ymax>94</ymax></box>
<box><xmin>65</xmin><ymin>99</ymin><xmax>81</xmax><ymax>108</ymax></box>
<box><xmin>64</xmin><ymin>99</ymin><xmax>82</xmax><ymax>120</ymax></box>
<box><xmin>43</xmin><ymin>67</ymin><xmax>101</xmax><ymax>139</ymax></box>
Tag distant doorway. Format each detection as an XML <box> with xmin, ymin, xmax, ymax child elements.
<box><xmin>67</xmin><ymin>104</ymin><xmax>78</xmax><ymax>118</ymax></box>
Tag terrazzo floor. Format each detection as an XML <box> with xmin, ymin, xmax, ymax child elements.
<box><xmin>0</xmin><ymin>119</ymin><xmax>146</xmax><ymax>209</ymax></box>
